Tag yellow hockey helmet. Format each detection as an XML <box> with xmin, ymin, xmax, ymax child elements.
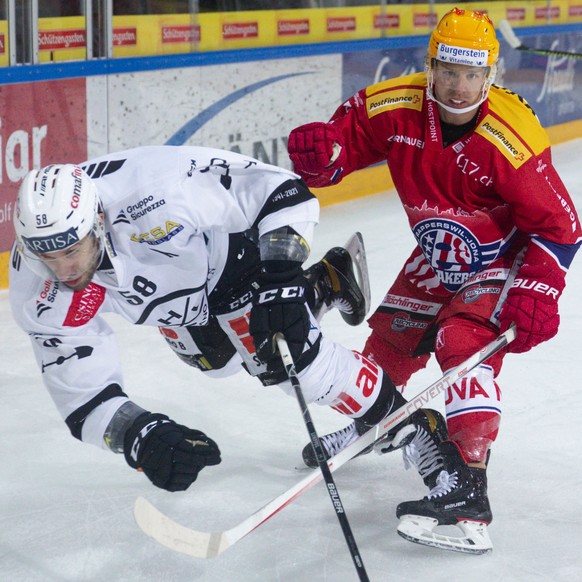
<box><xmin>428</xmin><ymin>8</ymin><xmax>499</xmax><ymax>67</ymax></box>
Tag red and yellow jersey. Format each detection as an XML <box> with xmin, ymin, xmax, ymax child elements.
<box><xmin>328</xmin><ymin>72</ymin><xmax>581</xmax><ymax>294</ymax></box>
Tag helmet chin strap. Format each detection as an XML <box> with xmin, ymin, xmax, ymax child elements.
<box><xmin>425</xmin><ymin>59</ymin><xmax>496</xmax><ymax>119</ymax></box>
<box><xmin>431</xmin><ymin>94</ymin><xmax>486</xmax><ymax>116</ymax></box>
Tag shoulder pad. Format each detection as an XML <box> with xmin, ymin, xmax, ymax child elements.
<box><xmin>364</xmin><ymin>72</ymin><xmax>426</xmax><ymax>119</ymax></box>
<box><xmin>476</xmin><ymin>86</ymin><xmax>549</xmax><ymax>168</ymax></box>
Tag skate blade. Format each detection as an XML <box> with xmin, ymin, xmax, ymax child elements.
<box><xmin>397</xmin><ymin>515</ymin><xmax>492</xmax><ymax>555</ymax></box>
<box><xmin>344</xmin><ymin>232</ymin><xmax>371</xmax><ymax>319</ymax></box>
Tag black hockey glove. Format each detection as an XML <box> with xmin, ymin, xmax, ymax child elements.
<box><xmin>249</xmin><ymin>265</ymin><xmax>310</xmax><ymax>364</ymax></box>
<box><xmin>123</xmin><ymin>412</ymin><xmax>221</xmax><ymax>492</ymax></box>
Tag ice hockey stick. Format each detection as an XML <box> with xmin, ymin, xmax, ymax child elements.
<box><xmin>499</xmin><ymin>19</ymin><xmax>582</xmax><ymax>59</ymax></box>
<box><xmin>134</xmin><ymin>325</ymin><xmax>516</xmax><ymax>559</ymax></box>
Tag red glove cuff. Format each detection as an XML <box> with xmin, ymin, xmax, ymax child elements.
<box><xmin>500</xmin><ymin>261</ymin><xmax>566</xmax><ymax>353</ymax></box>
<box><xmin>288</xmin><ymin>122</ymin><xmax>346</xmax><ymax>188</ymax></box>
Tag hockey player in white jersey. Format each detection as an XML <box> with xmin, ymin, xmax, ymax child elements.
<box><xmin>10</xmin><ymin>146</ymin><xmax>445</xmax><ymax>493</ymax></box>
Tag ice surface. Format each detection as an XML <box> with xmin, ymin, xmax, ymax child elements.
<box><xmin>1</xmin><ymin>140</ymin><xmax>581</xmax><ymax>581</ymax></box>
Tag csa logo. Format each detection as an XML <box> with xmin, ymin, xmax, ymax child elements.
<box><xmin>131</xmin><ymin>221</ymin><xmax>184</xmax><ymax>245</ymax></box>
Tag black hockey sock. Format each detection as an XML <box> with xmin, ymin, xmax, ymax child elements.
<box><xmin>357</xmin><ymin>374</ymin><xmax>407</xmax><ymax>428</ymax></box>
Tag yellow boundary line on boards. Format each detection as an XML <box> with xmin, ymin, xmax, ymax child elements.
<box><xmin>1</xmin><ymin>119</ymin><xmax>581</xmax><ymax>290</ymax></box>
<box><xmin>0</xmin><ymin>253</ymin><xmax>9</xmax><ymax>288</ymax></box>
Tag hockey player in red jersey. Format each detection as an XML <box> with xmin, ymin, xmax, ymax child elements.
<box><xmin>288</xmin><ymin>8</ymin><xmax>581</xmax><ymax>553</ymax></box>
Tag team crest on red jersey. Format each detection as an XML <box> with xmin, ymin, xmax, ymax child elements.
<box><xmin>412</xmin><ymin>218</ymin><xmax>509</xmax><ymax>292</ymax></box>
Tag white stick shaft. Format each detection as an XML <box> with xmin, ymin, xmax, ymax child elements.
<box><xmin>499</xmin><ymin>19</ymin><xmax>522</xmax><ymax>49</ymax></box>
<box><xmin>498</xmin><ymin>19</ymin><xmax>582</xmax><ymax>59</ymax></box>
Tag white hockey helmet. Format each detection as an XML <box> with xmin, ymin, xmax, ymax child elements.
<box><xmin>14</xmin><ymin>164</ymin><xmax>104</xmax><ymax>278</ymax></box>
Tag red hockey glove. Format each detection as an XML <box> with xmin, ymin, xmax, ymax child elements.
<box><xmin>499</xmin><ymin>262</ymin><xmax>565</xmax><ymax>353</ymax></box>
<box><xmin>288</xmin><ymin>122</ymin><xmax>346</xmax><ymax>188</ymax></box>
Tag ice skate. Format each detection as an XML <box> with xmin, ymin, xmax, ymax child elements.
<box><xmin>375</xmin><ymin>408</ymin><xmax>448</xmax><ymax>488</ymax></box>
<box><xmin>396</xmin><ymin>440</ymin><xmax>493</xmax><ymax>555</ymax></box>
<box><xmin>305</xmin><ymin>232</ymin><xmax>370</xmax><ymax>326</ymax></box>
<box><xmin>301</xmin><ymin>408</ymin><xmax>446</xmax><ymax>473</ymax></box>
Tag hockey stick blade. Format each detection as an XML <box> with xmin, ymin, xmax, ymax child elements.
<box><xmin>499</xmin><ymin>19</ymin><xmax>582</xmax><ymax>59</ymax></box>
<box><xmin>133</xmin><ymin>325</ymin><xmax>516</xmax><ymax>559</ymax></box>
<box><xmin>498</xmin><ymin>20</ymin><xmax>522</xmax><ymax>49</ymax></box>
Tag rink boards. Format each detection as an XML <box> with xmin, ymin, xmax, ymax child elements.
<box><xmin>0</xmin><ymin>22</ymin><xmax>581</xmax><ymax>286</ymax></box>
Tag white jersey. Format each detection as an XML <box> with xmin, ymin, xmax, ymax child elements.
<box><xmin>10</xmin><ymin>146</ymin><xmax>319</xmax><ymax>447</ymax></box>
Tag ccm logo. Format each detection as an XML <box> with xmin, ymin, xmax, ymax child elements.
<box><xmin>257</xmin><ymin>286</ymin><xmax>304</xmax><ymax>303</ymax></box>
<box><xmin>511</xmin><ymin>278</ymin><xmax>560</xmax><ymax>299</ymax></box>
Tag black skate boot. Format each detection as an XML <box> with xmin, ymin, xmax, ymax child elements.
<box><xmin>301</xmin><ymin>409</ymin><xmax>446</xmax><ymax>474</ymax></box>
<box><xmin>396</xmin><ymin>440</ymin><xmax>493</xmax><ymax>554</ymax></box>
<box><xmin>305</xmin><ymin>244</ymin><xmax>367</xmax><ymax>326</ymax></box>
<box><xmin>375</xmin><ymin>408</ymin><xmax>448</xmax><ymax>489</ymax></box>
